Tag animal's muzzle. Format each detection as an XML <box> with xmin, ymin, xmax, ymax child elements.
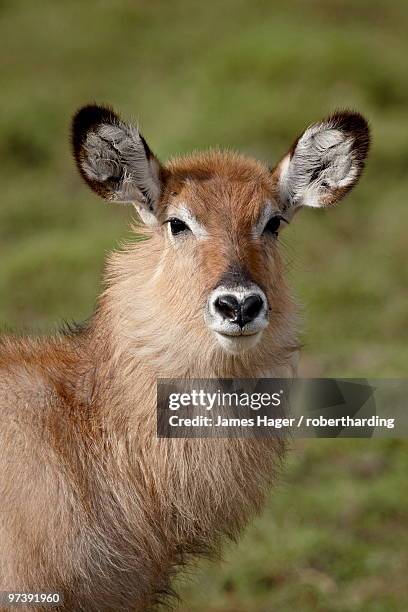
<box><xmin>213</xmin><ymin>293</ymin><xmax>264</xmax><ymax>328</ymax></box>
<box><xmin>206</xmin><ymin>285</ymin><xmax>269</xmax><ymax>337</ymax></box>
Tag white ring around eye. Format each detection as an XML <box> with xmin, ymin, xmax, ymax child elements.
<box><xmin>252</xmin><ymin>201</ymin><xmax>285</xmax><ymax>238</ymax></box>
<box><xmin>168</xmin><ymin>218</ymin><xmax>190</xmax><ymax>236</ymax></box>
<box><xmin>166</xmin><ymin>204</ymin><xmax>208</xmax><ymax>240</ymax></box>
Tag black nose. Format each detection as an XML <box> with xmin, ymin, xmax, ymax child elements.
<box><xmin>214</xmin><ymin>294</ymin><xmax>264</xmax><ymax>328</ymax></box>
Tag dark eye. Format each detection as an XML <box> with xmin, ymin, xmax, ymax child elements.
<box><xmin>168</xmin><ymin>218</ymin><xmax>190</xmax><ymax>236</ymax></box>
<box><xmin>263</xmin><ymin>216</ymin><xmax>282</xmax><ymax>236</ymax></box>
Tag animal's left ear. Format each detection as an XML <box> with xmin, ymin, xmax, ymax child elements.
<box><xmin>273</xmin><ymin>111</ymin><xmax>370</xmax><ymax>210</ymax></box>
<box><xmin>72</xmin><ymin>104</ymin><xmax>163</xmax><ymax>225</ymax></box>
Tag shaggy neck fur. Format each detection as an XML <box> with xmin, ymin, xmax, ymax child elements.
<box><xmin>58</xmin><ymin>232</ymin><xmax>298</xmax><ymax>608</ymax></box>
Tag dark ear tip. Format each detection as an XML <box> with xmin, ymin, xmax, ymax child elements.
<box><xmin>71</xmin><ymin>104</ymin><xmax>119</xmax><ymax>156</ymax></box>
<box><xmin>330</xmin><ymin>109</ymin><xmax>369</xmax><ymax>130</ymax></box>
<box><xmin>329</xmin><ymin>109</ymin><xmax>371</xmax><ymax>153</ymax></box>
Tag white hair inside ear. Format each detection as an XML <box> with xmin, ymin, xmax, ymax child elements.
<box><xmin>72</xmin><ymin>105</ymin><xmax>163</xmax><ymax>227</ymax></box>
<box><xmin>278</xmin><ymin>115</ymin><xmax>367</xmax><ymax>209</ymax></box>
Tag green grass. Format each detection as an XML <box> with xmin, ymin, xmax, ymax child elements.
<box><xmin>177</xmin><ymin>439</ymin><xmax>408</xmax><ymax>612</ymax></box>
<box><xmin>1</xmin><ymin>1</ymin><xmax>407</xmax><ymax>610</ymax></box>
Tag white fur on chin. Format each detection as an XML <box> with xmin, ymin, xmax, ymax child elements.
<box><xmin>214</xmin><ymin>331</ymin><xmax>263</xmax><ymax>354</ymax></box>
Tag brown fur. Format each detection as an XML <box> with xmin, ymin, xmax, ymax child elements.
<box><xmin>1</xmin><ymin>102</ymin><xmax>369</xmax><ymax>609</ymax></box>
<box><xmin>0</xmin><ymin>150</ymin><xmax>298</xmax><ymax>611</ymax></box>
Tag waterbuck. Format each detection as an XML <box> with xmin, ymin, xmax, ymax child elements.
<box><xmin>0</xmin><ymin>105</ymin><xmax>369</xmax><ymax>610</ymax></box>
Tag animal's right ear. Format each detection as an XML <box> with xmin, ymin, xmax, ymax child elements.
<box><xmin>72</xmin><ymin>104</ymin><xmax>163</xmax><ymax>226</ymax></box>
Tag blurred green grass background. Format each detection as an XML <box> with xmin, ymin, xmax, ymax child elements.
<box><xmin>1</xmin><ymin>1</ymin><xmax>407</xmax><ymax>610</ymax></box>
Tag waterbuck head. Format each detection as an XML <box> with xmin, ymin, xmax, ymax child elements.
<box><xmin>72</xmin><ymin>106</ymin><xmax>369</xmax><ymax>360</ymax></box>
